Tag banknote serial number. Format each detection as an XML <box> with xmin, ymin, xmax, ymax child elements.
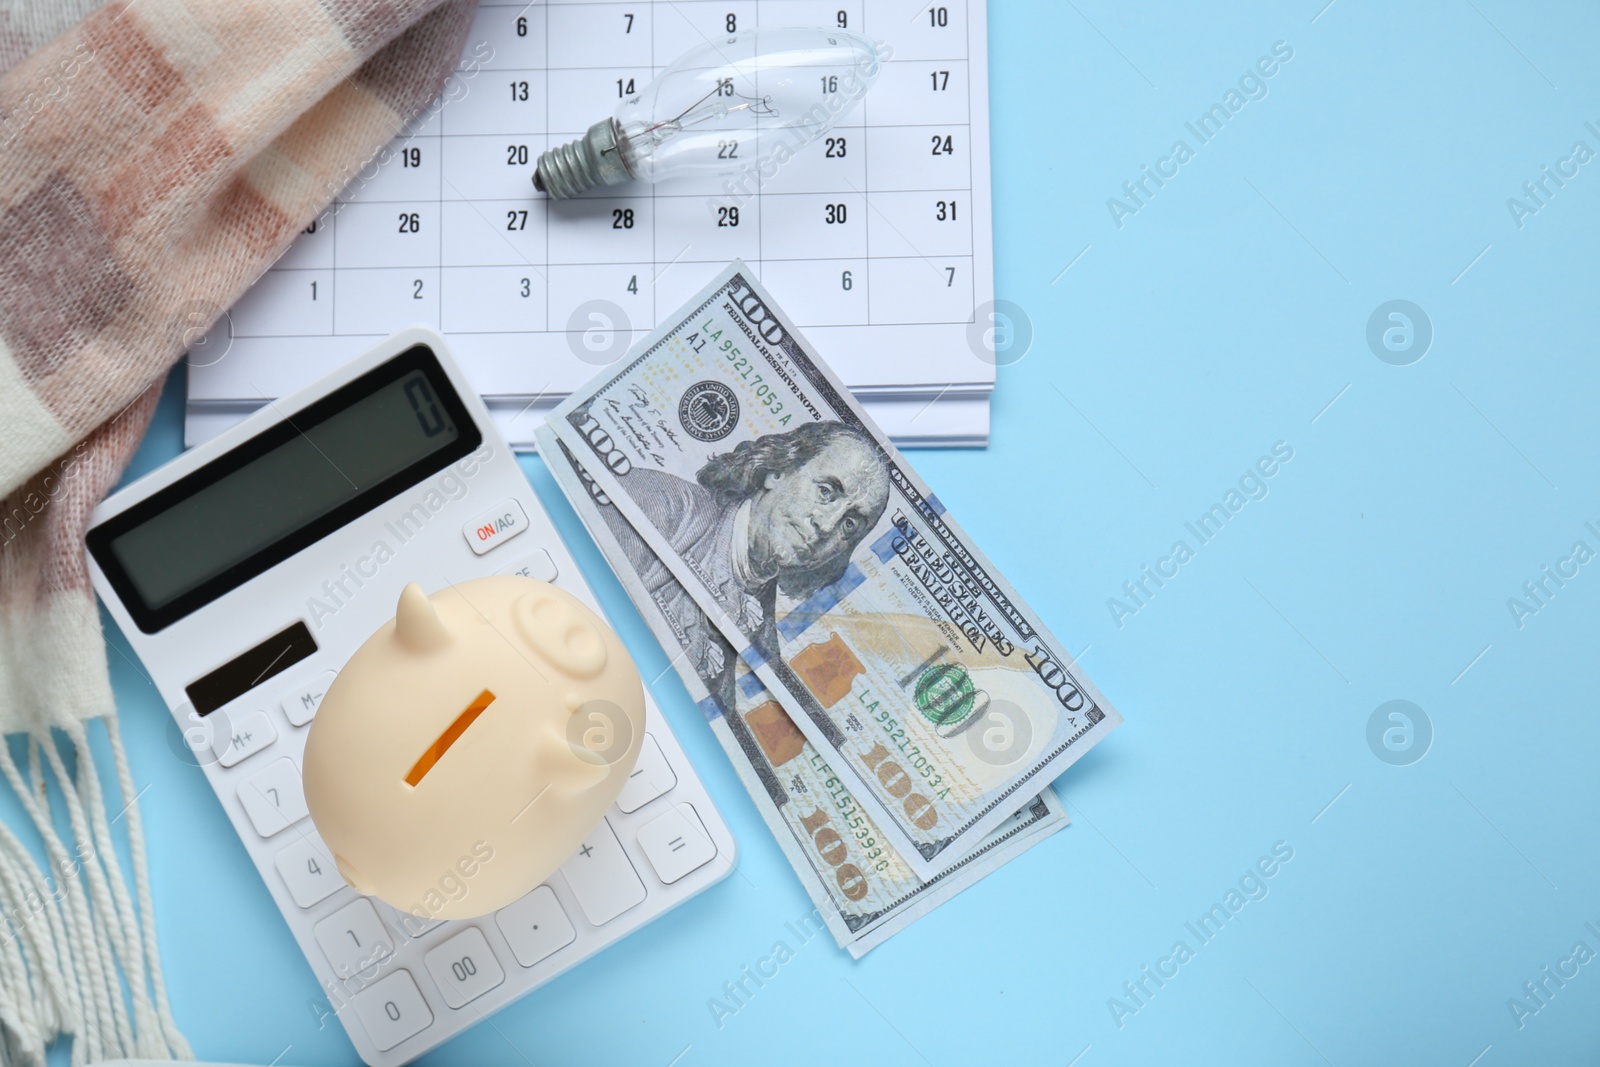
<box><xmin>685</xmin><ymin>317</ymin><xmax>791</xmax><ymax>424</ymax></box>
<box><xmin>867</xmin><ymin>707</ymin><xmax>952</xmax><ymax>803</ymax></box>
<box><xmin>809</xmin><ymin>751</ymin><xmax>890</xmax><ymax>873</ymax></box>
<box><xmin>797</xmin><ymin>759</ymin><xmax>884</xmax><ymax>896</ymax></box>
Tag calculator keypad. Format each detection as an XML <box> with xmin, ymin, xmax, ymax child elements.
<box><xmin>615</xmin><ymin>734</ymin><xmax>675</xmax><ymax>814</ymax></box>
<box><xmin>497</xmin><ymin>547</ymin><xmax>558</xmax><ymax>583</ymax></box>
<box><xmin>315</xmin><ymin>898</ymin><xmax>395</xmax><ymax>980</ymax></box>
<box><xmin>494</xmin><ymin>886</ymin><xmax>576</xmax><ymax>968</ymax></box>
<box><xmin>281</xmin><ymin>669</ymin><xmax>336</xmax><ymax>727</ymax></box>
<box><xmin>462</xmin><ymin>498</ymin><xmax>528</xmax><ymax>555</ymax></box>
<box><xmin>556</xmin><ymin>817</ymin><xmax>646</xmax><ymax>927</ymax></box>
<box><xmin>352</xmin><ymin>970</ymin><xmax>433</xmax><ymax>1052</ymax></box>
<box><xmin>423</xmin><ymin>927</ymin><xmax>505</xmax><ymax>1008</ymax></box>
<box><xmin>274</xmin><ymin>833</ymin><xmax>343</xmax><ymax>908</ymax></box>
<box><xmin>636</xmin><ymin>804</ymin><xmax>717</xmax><ymax>885</ymax></box>
<box><xmin>237</xmin><ymin>758</ymin><xmax>308</xmax><ymax>837</ymax></box>
<box><xmin>213</xmin><ymin>709</ymin><xmax>275</xmax><ymax>767</ymax></box>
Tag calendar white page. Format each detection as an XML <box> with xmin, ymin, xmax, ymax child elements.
<box><xmin>187</xmin><ymin>0</ymin><xmax>995</xmax><ymax>447</ymax></box>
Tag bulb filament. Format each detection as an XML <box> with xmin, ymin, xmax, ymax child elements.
<box><xmin>641</xmin><ymin>81</ymin><xmax>778</xmax><ymax>139</ymax></box>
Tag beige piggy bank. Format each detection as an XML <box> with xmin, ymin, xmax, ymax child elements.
<box><xmin>302</xmin><ymin>576</ymin><xmax>644</xmax><ymax>920</ymax></box>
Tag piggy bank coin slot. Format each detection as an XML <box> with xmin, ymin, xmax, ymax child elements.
<box><xmin>404</xmin><ymin>688</ymin><xmax>496</xmax><ymax>787</ymax></box>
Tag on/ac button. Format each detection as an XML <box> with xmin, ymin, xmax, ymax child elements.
<box><xmin>463</xmin><ymin>499</ymin><xmax>529</xmax><ymax>555</ymax></box>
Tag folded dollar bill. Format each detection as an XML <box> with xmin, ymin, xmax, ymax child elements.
<box><xmin>537</xmin><ymin>427</ymin><xmax>1068</xmax><ymax>956</ymax></box>
<box><xmin>545</xmin><ymin>261</ymin><xmax>1121</xmax><ymax>879</ymax></box>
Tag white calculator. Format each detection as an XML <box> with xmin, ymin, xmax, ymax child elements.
<box><xmin>86</xmin><ymin>327</ymin><xmax>735</xmax><ymax>1065</ymax></box>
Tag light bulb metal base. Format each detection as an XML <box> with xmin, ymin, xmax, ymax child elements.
<box><xmin>534</xmin><ymin>119</ymin><xmax>635</xmax><ymax>199</ymax></box>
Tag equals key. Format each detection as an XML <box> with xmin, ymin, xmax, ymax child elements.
<box><xmin>638</xmin><ymin>804</ymin><xmax>716</xmax><ymax>885</ymax></box>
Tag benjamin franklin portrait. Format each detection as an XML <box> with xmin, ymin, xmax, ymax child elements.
<box><xmin>599</xmin><ymin>420</ymin><xmax>890</xmax><ymax>701</ymax></box>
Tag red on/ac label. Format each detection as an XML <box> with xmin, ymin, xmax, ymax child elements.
<box><xmin>463</xmin><ymin>499</ymin><xmax>528</xmax><ymax>557</ymax></box>
<box><xmin>478</xmin><ymin>514</ymin><xmax>515</xmax><ymax>541</ymax></box>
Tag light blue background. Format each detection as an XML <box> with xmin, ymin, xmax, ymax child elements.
<box><xmin>59</xmin><ymin>0</ymin><xmax>1600</xmax><ymax>1063</ymax></box>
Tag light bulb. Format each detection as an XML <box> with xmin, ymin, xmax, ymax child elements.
<box><xmin>534</xmin><ymin>27</ymin><xmax>882</xmax><ymax>199</ymax></box>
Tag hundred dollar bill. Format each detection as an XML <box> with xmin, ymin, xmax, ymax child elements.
<box><xmin>536</xmin><ymin>426</ymin><xmax>1068</xmax><ymax>956</ymax></box>
<box><xmin>546</xmin><ymin>261</ymin><xmax>1120</xmax><ymax>878</ymax></box>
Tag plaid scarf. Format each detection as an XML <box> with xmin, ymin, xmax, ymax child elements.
<box><xmin>0</xmin><ymin>0</ymin><xmax>477</xmax><ymax>1059</ymax></box>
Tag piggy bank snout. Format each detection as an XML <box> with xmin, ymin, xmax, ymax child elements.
<box><xmin>514</xmin><ymin>587</ymin><xmax>608</xmax><ymax>679</ymax></box>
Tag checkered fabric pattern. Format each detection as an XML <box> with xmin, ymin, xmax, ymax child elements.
<box><xmin>0</xmin><ymin>3</ymin><xmax>477</xmax><ymax>1059</ymax></box>
<box><xmin>0</xmin><ymin>0</ymin><xmax>478</xmax><ymax>732</ymax></box>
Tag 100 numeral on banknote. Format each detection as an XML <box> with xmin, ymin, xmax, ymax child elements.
<box><xmin>548</xmin><ymin>262</ymin><xmax>1121</xmax><ymax>879</ymax></box>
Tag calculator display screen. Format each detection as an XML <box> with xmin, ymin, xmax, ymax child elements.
<box><xmin>88</xmin><ymin>345</ymin><xmax>481</xmax><ymax>633</ymax></box>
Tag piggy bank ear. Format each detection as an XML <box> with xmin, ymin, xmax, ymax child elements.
<box><xmin>396</xmin><ymin>582</ymin><xmax>451</xmax><ymax>653</ymax></box>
